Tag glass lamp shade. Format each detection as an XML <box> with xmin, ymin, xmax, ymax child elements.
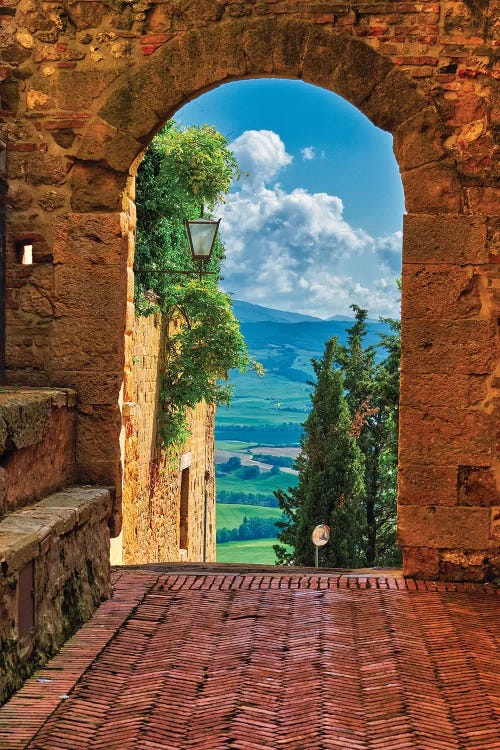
<box><xmin>185</xmin><ymin>218</ymin><xmax>221</xmax><ymax>261</ymax></box>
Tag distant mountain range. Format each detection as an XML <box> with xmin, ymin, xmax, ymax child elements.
<box><xmin>232</xmin><ymin>299</ymin><xmax>381</xmax><ymax>326</ymax></box>
<box><xmin>215</xmin><ymin>301</ymin><xmax>393</xmax><ymax>444</ymax></box>
<box><xmin>232</xmin><ymin>299</ymin><xmax>321</xmax><ymax>325</ymax></box>
<box><xmin>231</xmin><ymin>300</ymin><xmax>389</xmax><ymax>356</ymax></box>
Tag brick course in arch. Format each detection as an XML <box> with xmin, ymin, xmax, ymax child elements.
<box><xmin>0</xmin><ymin>1</ymin><xmax>498</xmax><ymax>580</ymax></box>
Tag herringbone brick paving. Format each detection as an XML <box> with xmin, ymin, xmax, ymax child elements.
<box><xmin>1</xmin><ymin>569</ymin><xmax>499</xmax><ymax>750</ymax></box>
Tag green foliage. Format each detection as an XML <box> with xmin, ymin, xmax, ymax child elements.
<box><xmin>158</xmin><ymin>281</ymin><xmax>256</xmax><ymax>446</ymax></box>
<box><xmin>216</xmin><ymin>514</ymin><xmax>283</xmax><ymax>544</ymax></box>
<box><xmin>216</xmin><ymin>503</ymin><xmax>282</xmax><ymax>529</ymax></box>
<box><xmin>219</xmin><ymin>456</ymin><xmax>242</xmax><ymax>472</ymax></box>
<box><xmin>135</xmin><ymin>121</ymin><xmax>259</xmax><ymax>447</ymax></box>
<box><xmin>274</xmin><ymin>300</ymin><xmax>401</xmax><ymax>569</ymax></box>
<box><xmin>274</xmin><ymin>338</ymin><xmax>366</xmax><ymax>567</ymax></box>
<box><xmin>335</xmin><ymin>305</ymin><xmax>401</xmax><ymax>566</ymax></box>
<box><xmin>252</xmin><ymin>454</ymin><xmax>295</xmax><ymax>468</ymax></box>
<box><xmin>240</xmin><ymin>465</ymin><xmax>260</xmax><ymax>479</ymax></box>
<box><xmin>216</xmin><ymin>491</ymin><xmax>279</xmax><ymax>507</ymax></box>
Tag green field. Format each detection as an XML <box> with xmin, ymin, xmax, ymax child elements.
<box><xmin>216</xmin><ymin>372</ymin><xmax>310</xmax><ymax>427</ymax></box>
<box><xmin>215</xmin><ymin>440</ymin><xmax>257</xmax><ymax>451</ymax></box>
<box><xmin>215</xmin><ymin>427</ymin><xmax>302</xmax><ymax>446</ymax></box>
<box><xmin>216</xmin><ymin>503</ymin><xmax>282</xmax><ymax>531</ymax></box>
<box><xmin>216</xmin><ymin>538</ymin><xmax>281</xmax><ymax>564</ymax></box>
<box><xmin>216</xmin><ymin>470</ymin><xmax>298</xmax><ymax>495</ymax></box>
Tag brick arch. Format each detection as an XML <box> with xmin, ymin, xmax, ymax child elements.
<box><xmin>3</xmin><ymin>6</ymin><xmax>498</xmax><ymax>580</ymax></box>
<box><xmin>71</xmin><ymin>24</ymin><xmax>449</xmax><ymax>207</ymax></box>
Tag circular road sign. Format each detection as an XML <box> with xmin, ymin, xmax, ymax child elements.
<box><xmin>311</xmin><ymin>524</ymin><xmax>330</xmax><ymax>547</ymax></box>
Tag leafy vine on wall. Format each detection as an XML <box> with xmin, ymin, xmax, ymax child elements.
<box><xmin>135</xmin><ymin>121</ymin><xmax>261</xmax><ymax>448</ymax></box>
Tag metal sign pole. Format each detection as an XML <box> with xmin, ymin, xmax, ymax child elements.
<box><xmin>315</xmin><ymin>546</ymin><xmax>319</xmax><ymax>569</ymax></box>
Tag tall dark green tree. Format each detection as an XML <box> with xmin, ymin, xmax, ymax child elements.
<box><xmin>274</xmin><ymin>338</ymin><xmax>365</xmax><ymax>568</ymax></box>
<box><xmin>274</xmin><ymin>302</ymin><xmax>401</xmax><ymax>569</ymax></box>
<box><xmin>335</xmin><ymin>305</ymin><xmax>401</xmax><ymax>566</ymax></box>
<box><xmin>371</xmin><ymin>315</ymin><xmax>401</xmax><ymax>564</ymax></box>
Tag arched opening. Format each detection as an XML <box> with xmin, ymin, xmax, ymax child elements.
<box><xmin>3</xmin><ymin>15</ymin><xmax>497</xmax><ymax>581</ymax></box>
<box><xmin>155</xmin><ymin>78</ymin><xmax>402</xmax><ymax>567</ymax></box>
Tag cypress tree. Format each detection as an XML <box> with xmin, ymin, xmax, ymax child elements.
<box><xmin>274</xmin><ymin>338</ymin><xmax>365</xmax><ymax>568</ymax></box>
<box><xmin>335</xmin><ymin>305</ymin><xmax>401</xmax><ymax>566</ymax></box>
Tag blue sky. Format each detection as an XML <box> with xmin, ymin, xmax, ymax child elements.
<box><xmin>176</xmin><ymin>79</ymin><xmax>404</xmax><ymax>319</ymax></box>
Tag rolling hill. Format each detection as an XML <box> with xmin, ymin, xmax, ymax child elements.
<box><xmin>239</xmin><ymin>318</ymin><xmax>389</xmax><ymax>357</ymax></box>
<box><xmin>232</xmin><ymin>299</ymin><xmax>321</xmax><ymax>324</ymax></box>
<box><xmin>215</xmin><ymin>301</ymin><xmax>393</xmax><ymax>443</ymax></box>
<box><xmin>214</xmin><ymin>301</ymin><xmax>397</xmax><ymax>562</ymax></box>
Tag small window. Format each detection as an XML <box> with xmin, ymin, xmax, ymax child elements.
<box><xmin>15</xmin><ymin>240</ymin><xmax>34</xmax><ymax>265</ymax></box>
<box><xmin>21</xmin><ymin>244</ymin><xmax>33</xmax><ymax>265</ymax></box>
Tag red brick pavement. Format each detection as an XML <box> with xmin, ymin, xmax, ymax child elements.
<box><xmin>1</xmin><ymin>569</ymin><xmax>499</xmax><ymax>750</ymax></box>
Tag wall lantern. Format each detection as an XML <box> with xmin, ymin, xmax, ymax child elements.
<box><xmin>184</xmin><ymin>218</ymin><xmax>221</xmax><ymax>279</ymax></box>
<box><xmin>150</xmin><ymin>217</ymin><xmax>221</xmax><ymax>304</ymax></box>
<box><xmin>185</xmin><ymin>218</ymin><xmax>221</xmax><ymax>263</ymax></box>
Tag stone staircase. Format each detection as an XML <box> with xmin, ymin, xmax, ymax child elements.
<box><xmin>0</xmin><ymin>388</ymin><xmax>113</xmax><ymax>704</ymax></box>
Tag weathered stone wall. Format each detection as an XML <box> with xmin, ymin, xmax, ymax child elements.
<box><xmin>0</xmin><ymin>390</ymin><xmax>112</xmax><ymax>704</ymax></box>
<box><xmin>121</xmin><ymin>312</ymin><xmax>216</xmax><ymax>564</ymax></box>
<box><xmin>0</xmin><ymin>0</ymin><xmax>498</xmax><ymax>579</ymax></box>
<box><xmin>0</xmin><ymin>485</ymin><xmax>112</xmax><ymax>705</ymax></box>
<box><xmin>0</xmin><ymin>387</ymin><xmax>75</xmax><ymax>516</ymax></box>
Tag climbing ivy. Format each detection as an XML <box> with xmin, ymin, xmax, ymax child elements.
<box><xmin>135</xmin><ymin>121</ymin><xmax>260</xmax><ymax>448</ymax></box>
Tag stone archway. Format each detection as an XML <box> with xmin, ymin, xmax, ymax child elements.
<box><xmin>2</xmin><ymin>4</ymin><xmax>498</xmax><ymax>580</ymax></box>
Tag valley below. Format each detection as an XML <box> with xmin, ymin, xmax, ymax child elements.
<box><xmin>215</xmin><ymin>300</ymin><xmax>389</xmax><ymax>564</ymax></box>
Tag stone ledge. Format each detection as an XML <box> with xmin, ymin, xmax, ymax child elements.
<box><xmin>0</xmin><ymin>486</ymin><xmax>112</xmax><ymax>572</ymax></box>
<box><xmin>0</xmin><ymin>388</ymin><xmax>76</xmax><ymax>457</ymax></box>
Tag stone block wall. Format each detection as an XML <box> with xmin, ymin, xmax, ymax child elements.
<box><xmin>0</xmin><ymin>388</ymin><xmax>112</xmax><ymax>705</ymax></box>
<box><xmin>398</xmin><ymin>213</ymin><xmax>500</xmax><ymax>581</ymax></box>
<box><xmin>0</xmin><ymin>388</ymin><xmax>75</xmax><ymax>517</ymax></box>
<box><xmin>121</xmin><ymin>313</ymin><xmax>216</xmax><ymax>565</ymax></box>
<box><xmin>0</xmin><ymin>0</ymin><xmax>498</xmax><ymax>579</ymax></box>
<box><xmin>0</xmin><ymin>486</ymin><xmax>112</xmax><ymax>705</ymax></box>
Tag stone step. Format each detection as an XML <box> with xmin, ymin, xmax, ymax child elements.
<box><xmin>0</xmin><ymin>485</ymin><xmax>112</xmax><ymax>573</ymax></box>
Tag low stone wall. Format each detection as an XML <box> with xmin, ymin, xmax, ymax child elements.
<box><xmin>0</xmin><ymin>486</ymin><xmax>112</xmax><ymax>706</ymax></box>
<box><xmin>0</xmin><ymin>388</ymin><xmax>75</xmax><ymax>517</ymax></box>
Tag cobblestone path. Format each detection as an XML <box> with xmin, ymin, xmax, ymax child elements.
<box><xmin>1</xmin><ymin>568</ymin><xmax>499</xmax><ymax>750</ymax></box>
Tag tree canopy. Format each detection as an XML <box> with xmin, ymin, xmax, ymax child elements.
<box><xmin>274</xmin><ymin>338</ymin><xmax>365</xmax><ymax>568</ymax></box>
<box><xmin>335</xmin><ymin>305</ymin><xmax>401</xmax><ymax>566</ymax></box>
<box><xmin>274</xmin><ymin>304</ymin><xmax>401</xmax><ymax>568</ymax></box>
<box><xmin>135</xmin><ymin>121</ymin><xmax>259</xmax><ymax>447</ymax></box>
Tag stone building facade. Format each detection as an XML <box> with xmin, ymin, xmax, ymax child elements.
<box><xmin>0</xmin><ymin>0</ymin><xmax>498</xmax><ymax>580</ymax></box>
<box><xmin>117</xmin><ymin>312</ymin><xmax>216</xmax><ymax>566</ymax></box>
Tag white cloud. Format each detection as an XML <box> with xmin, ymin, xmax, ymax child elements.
<box><xmin>230</xmin><ymin>129</ymin><xmax>292</xmax><ymax>186</ymax></box>
<box><xmin>301</xmin><ymin>146</ymin><xmax>315</xmax><ymax>161</ymax></box>
<box><xmin>375</xmin><ymin>232</ymin><xmax>403</xmax><ymax>273</ymax></box>
<box><xmin>220</xmin><ymin>130</ymin><xmax>402</xmax><ymax>319</ymax></box>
